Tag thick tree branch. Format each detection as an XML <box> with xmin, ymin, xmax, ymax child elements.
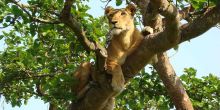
<box><xmin>153</xmin><ymin>53</ymin><xmax>194</xmax><ymax>110</ymax></box>
<box><xmin>123</xmin><ymin>0</ymin><xmax>180</xmax><ymax>79</ymax></box>
<box><xmin>60</xmin><ymin>0</ymin><xmax>107</xmax><ymax>57</ymax></box>
<box><xmin>180</xmin><ymin>4</ymin><xmax>220</xmax><ymax>43</ymax></box>
<box><xmin>150</xmin><ymin>0</ymin><xmax>180</xmax><ymax>47</ymax></box>
<box><xmin>133</xmin><ymin>1</ymin><xmax>194</xmax><ymax>109</ymax></box>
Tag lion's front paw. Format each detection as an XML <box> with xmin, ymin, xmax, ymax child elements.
<box><xmin>141</xmin><ymin>26</ymin><xmax>153</xmax><ymax>36</ymax></box>
<box><xmin>111</xmin><ymin>74</ymin><xmax>125</xmax><ymax>93</ymax></box>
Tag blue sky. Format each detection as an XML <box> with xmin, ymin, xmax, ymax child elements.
<box><xmin>0</xmin><ymin>0</ymin><xmax>220</xmax><ymax>110</ymax></box>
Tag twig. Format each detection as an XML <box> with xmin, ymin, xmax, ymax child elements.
<box><xmin>10</xmin><ymin>0</ymin><xmax>61</xmax><ymax>24</ymax></box>
<box><xmin>35</xmin><ymin>81</ymin><xmax>47</xmax><ymax>97</ymax></box>
<box><xmin>104</xmin><ymin>0</ymin><xmax>112</xmax><ymax>8</ymax></box>
<box><xmin>15</xmin><ymin>74</ymin><xmax>55</xmax><ymax>80</ymax></box>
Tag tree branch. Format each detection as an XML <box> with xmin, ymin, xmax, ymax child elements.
<box><xmin>180</xmin><ymin>4</ymin><xmax>220</xmax><ymax>43</ymax></box>
<box><xmin>132</xmin><ymin>0</ymin><xmax>163</xmax><ymax>32</ymax></box>
<box><xmin>122</xmin><ymin>0</ymin><xmax>180</xmax><ymax>79</ymax></box>
<box><xmin>60</xmin><ymin>0</ymin><xmax>107</xmax><ymax>57</ymax></box>
<box><xmin>133</xmin><ymin>1</ymin><xmax>194</xmax><ymax>109</ymax></box>
<box><xmin>153</xmin><ymin>53</ymin><xmax>194</xmax><ymax>109</ymax></box>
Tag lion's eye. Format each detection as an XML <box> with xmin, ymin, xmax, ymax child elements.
<box><xmin>121</xmin><ymin>12</ymin><xmax>126</xmax><ymax>15</ymax></box>
<box><xmin>108</xmin><ymin>13</ymin><xmax>113</xmax><ymax>18</ymax></box>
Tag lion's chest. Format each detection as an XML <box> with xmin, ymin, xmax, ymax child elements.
<box><xmin>111</xmin><ymin>34</ymin><xmax>133</xmax><ymax>51</ymax></box>
<box><xmin>121</xmin><ymin>35</ymin><xmax>132</xmax><ymax>50</ymax></box>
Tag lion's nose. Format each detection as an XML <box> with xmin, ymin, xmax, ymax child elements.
<box><xmin>111</xmin><ymin>21</ymin><xmax>118</xmax><ymax>25</ymax></box>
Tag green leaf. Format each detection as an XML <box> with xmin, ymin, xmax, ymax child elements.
<box><xmin>57</xmin><ymin>0</ymin><xmax>64</xmax><ymax>4</ymax></box>
<box><xmin>11</xmin><ymin>5</ymin><xmax>23</xmax><ymax>16</ymax></box>
<box><xmin>5</xmin><ymin>16</ymin><xmax>11</xmax><ymax>22</ymax></box>
<box><xmin>0</xmin><ymin>35</ymin><xmax>4</xmax><ymax>40</ymax></box>
<box><xmin>42</xmin><ymin>68</ymin><xmax>50</xmax><ymax>74</ymax></box>
<box><xmin>116</xmin><ymin>0</ymin><xmax>122</xmax><ymax>6</ymax></box>
<box><xmin>173</xmin><ymin>45</ymin><xmax>179</xmax><ymax>51</ymax></box>
<box><xmin>30</xmin><ymin>23</ymin><xmax>36</xmax><ymax>36</ymax></box>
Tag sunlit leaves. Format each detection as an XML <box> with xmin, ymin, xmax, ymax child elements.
<box><xmin>116</xmin><ymin>69</ymin><xmax>172</xmax><ymax>110</ymax></box>
<box><xmin>181</xmin><ymin>68</ymin><xmax>220</xmax><ymax>109</ymax></box>
<box><xmin>11</xmin><ymin>5</ymin><xmax>24</xmax><ymax>17</ymax></box>
<box><xmin>0</xmin><ymin>0</ymin><xmax>108</xmax><ymax>108</ymax></box>
<box><xmin>190</xmin><ymin>0</ymin><xmax>207</xmax><ymax>9</ymax></box>
<box><xmin>116</xmin><ymin>68</ymin><xmax>220</xmax><ymax>109</ymax></box>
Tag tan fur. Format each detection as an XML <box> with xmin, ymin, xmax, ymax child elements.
<box><xmin>72</xmin><ymin>62</ymin><xmax>92</xmax><ymax>99</ymax></box>
<box><xmin>105</xmin><ymin>4</ymin><xmax>143</xmax><ymax>92</ymax></box>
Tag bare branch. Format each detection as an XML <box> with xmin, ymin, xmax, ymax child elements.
<box><xmin>104</xmin><ymin>0</ymin><xmax>112</xmax><ymax>8</ymax></box>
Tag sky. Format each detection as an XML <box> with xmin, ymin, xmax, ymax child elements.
<box><xmin>0</xmin><ymin>0</ymin><xmax>220</xmax><ymax>110</ymax></box>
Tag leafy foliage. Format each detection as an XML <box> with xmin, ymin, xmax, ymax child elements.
<box><xmin>116</xmin><ymin>69</ymin><xmax>172</xmax><ymax>110</ymax></box>
<box><xmin>115</xmin><ymin>68</ymin><xmax>220</xmax><ymax>110</ymax></box>
<box><xmin>0</xmin><ymin>0</ymin><xmax>108</xmax><ymax>109</ymax></box>
<box><xmin>181</xmin><ymin>68</ymin><xmax>220</xmax><ymax>110</ymax></box>
<box><xmin>0</xmin><ymin>0</ymin><xmax>219</xmax><ymax>109</ymax></box>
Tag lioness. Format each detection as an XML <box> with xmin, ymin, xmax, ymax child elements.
<box><xmin>105</xmin><ymin>4</ymin><xmax>144</xmax><ymax>92</ymax></box>
<box><xmin>72</xmin><ymin>4</ymin><xmax>152</xmax><ymax>97</ymax></box>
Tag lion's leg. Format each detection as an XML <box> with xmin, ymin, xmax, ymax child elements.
<box><xmin>106</xmin><ymin>62</ymin><xmax>125</xmax><ymax>92</ymax></box>
<box><xmin>102</xmin><ymin>97</ymin><xmax>115</xmax><ymax>110</ymax></box>
<box><xmin>72</xmin><ymin>62</ymin><xmax>91</xmax><ymax>99</ymax></box>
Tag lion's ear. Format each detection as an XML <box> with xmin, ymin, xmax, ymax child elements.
<box><xmin>105</xmin><ymin>6</ymin><xmax>114</xmax><ymax>15</ymax></box>
<box><xmin>125</xmin><ymin>4</ymin><xmax>136</xmax><ymax>16</ymax></box>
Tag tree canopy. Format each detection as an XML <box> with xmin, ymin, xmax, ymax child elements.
<box><xmin>0</xmin><ymin>0</ymin><xmax>220</xmax><ymax>110</ymax></box>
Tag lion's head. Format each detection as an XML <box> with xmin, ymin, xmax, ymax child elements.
<box><xmin>105</xmin><ymin>4</ymin><xmax>136</xmax><ymax>35</ymax></box>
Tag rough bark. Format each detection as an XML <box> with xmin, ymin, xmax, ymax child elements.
<box><xmin>153</xmin><ymin>53</ymin><xmax>194</xmax><ymax>110</ymax></box>
<box><xmin>131</xmin><ymin>0</ymin><xmax>195</xmax><ymax>109</ymax></box>
<box><xmin>131</xmin><ymin>1</ymin><xmax>194</xmax><ymax>109</ymax></box>
<box><xmin>180</xmin><ymin>5</ymin><xmax>220</xmax><ymax>42</ymax></box>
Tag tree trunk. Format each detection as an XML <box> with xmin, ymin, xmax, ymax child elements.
<box><xmin>132</xmin><ymin>0</ymin><xmax>194</xmax><ymax>109</ymax></box>
<box><xmin>153</xmin><ymin>53</ymin><xmax>194</xmax><ymax>110</ymax></box>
